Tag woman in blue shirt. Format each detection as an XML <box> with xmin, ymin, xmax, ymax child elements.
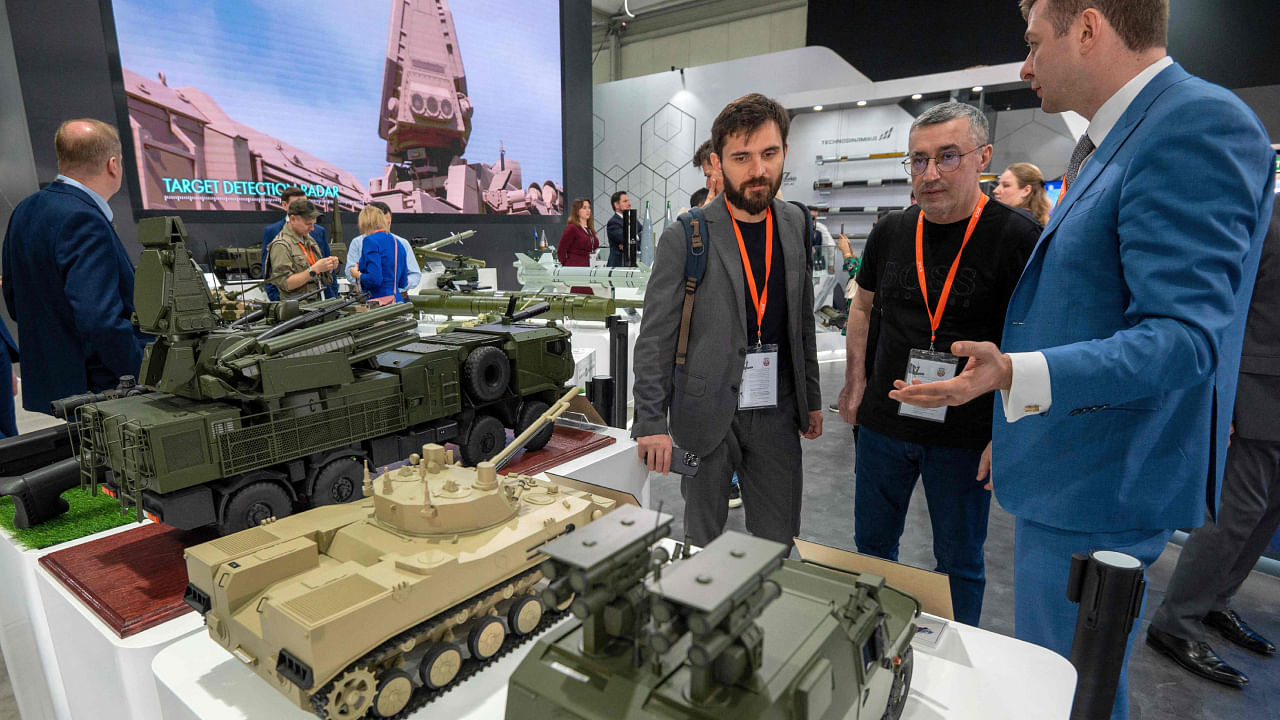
<box><xmin>352</xmin><ymin>205</ymin><xmax>407</xmax><ymax>303</ymax></box>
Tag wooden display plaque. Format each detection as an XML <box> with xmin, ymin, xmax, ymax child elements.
<box><xmin>497</xmin><ymin>425</ymin><xmax>616</xmax><ymax>476</ymax></box>
<box><xmin>38</xmin><ymin>523</ymin><xmax>215</xmax><ymax>638</ymax></box>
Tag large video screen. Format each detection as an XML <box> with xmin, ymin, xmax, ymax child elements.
<box><xmin>106</xmin><ymin>0</ymin><xmax>564</xmax><ymax>216</ymax></box>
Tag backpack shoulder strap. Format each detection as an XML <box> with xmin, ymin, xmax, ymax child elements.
<box><xmin>787</xmin><ymin>199</ymin><xmax>815</xmax><ymax>272</ymax></box>
<box><xmin>674</xmin><ymin>206</ymin><xmax>707</xmax><ymax>366</ymax></box>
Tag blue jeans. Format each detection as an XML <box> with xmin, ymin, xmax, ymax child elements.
<box><xmin>1014</xmin><ymin>518</ymin><xmax>1170</xmax><ymax>720</ymax></box>
<box><xmin>854</xmin><ymin>426</ymin><xmax>991</xmax><ymax>625</ymax></box>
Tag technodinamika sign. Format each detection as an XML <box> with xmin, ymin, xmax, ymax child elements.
<box><xmin>821</xmin><ymin>127</ymin><xmax>894</xmax><ymax>145</ymax></box>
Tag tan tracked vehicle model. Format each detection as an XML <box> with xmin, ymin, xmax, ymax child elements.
<box><xmin>182</xmin><ymin>390</ymin><xmax>625</xmax><ymax>720</ymax></box>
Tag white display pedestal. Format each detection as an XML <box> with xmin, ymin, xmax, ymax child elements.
<box><xmin>0</xmin><ymin>526</ymin><xmax>72</xmax><ymax>720</ymax></box>
<box><xmin>151</xmin><ymin>611</ymin><xmax>1075</xmax><ymax>720</ymax></box>
<box><xmin>31</xmin><ymin>527</ymin><xmax>205</xmax><ymax>720</ymax></box>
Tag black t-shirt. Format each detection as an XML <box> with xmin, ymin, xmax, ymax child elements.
<box><xmin>736</xmin><ymin>216</ymin><xmax>792</xmax><ymax>379</ymax></box>
<box><xmin>854</xmin><ymin>200</ymin><xmax>1039</xmax><ymax>449</ymax></box>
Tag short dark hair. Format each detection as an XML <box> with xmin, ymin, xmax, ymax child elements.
<box><xmin>54</xmin><ymin>119</ymin><xmax>121</xmax><ymax>176</ymax></box>
<box><xmin>711</xmin><ymin>93</ymin><xmax>790</xmax><ymax>158</ymax></box>
<box><xmin>691</xmin><ymin>139</ymin><xmax>713</xmax><ymax>169</ymax></box>
<box><xmin>1018</xmin><ymin>0</ymin><xmax>1167</xmax><ymax>52</ymax></box>
<box><xmin>610</xmin><ymin>190</ymin><xmax>628</xmax><ymax>209</ymax></box>
<box><xmin>689</xmin><ymin>187</ymin><xmax>709</xmax><ymax>207</ymax></box>
<box><xmin>281</xmin><ymin>186</ymin><xmax>306</xmax><ymax>204</ymax></box>
<box><xmin>369</xmin><ymin>201</ymin><xmax>392</xmax><ymax>215</ymax></box>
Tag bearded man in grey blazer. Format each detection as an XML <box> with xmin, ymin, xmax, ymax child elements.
<box><xmin>632</xmin><ymin>93</ymin><xmax>823</xmax><ymax>547</ymax></box>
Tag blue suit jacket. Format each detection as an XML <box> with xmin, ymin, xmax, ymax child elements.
<box><xmin>995</xmin><ymin>63</ymin><xmax>1276</xmax><ymax>533</ymax></box>
<box><xmin>2</xmin><ymin>183</ymin><xmax>147</xmax><ymax>413</ymax></box>
<box><xmin>260</xmin><ymin>219</ymin><xmax>334</xmax><ymax>300</ymax></box>
<box><xmin>0</xmin><ymin>321</ymin><xmax>17</xmax><ymax>437</ymax></box>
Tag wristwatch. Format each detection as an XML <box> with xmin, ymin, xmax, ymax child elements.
<box><xmin>308</xmin><ymin>269</ymin><xmax>318</xmax><ymax>278</ymax></box>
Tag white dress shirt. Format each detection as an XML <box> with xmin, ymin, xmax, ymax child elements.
<box><xmin>1001</xmin><ymin>56</ymin><xmax>1173</xmax><ymax>422</ymax></box>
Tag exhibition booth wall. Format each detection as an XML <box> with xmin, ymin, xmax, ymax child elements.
<box><xmin>1</xmin><ymin>0</ymin><xmax>595</xmax><ymax>290</ymax></box>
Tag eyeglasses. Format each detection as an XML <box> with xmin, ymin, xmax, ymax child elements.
<box><xmin>902</xmin><ymin>146</ymin><xmax>985</xmax><ymax>176</ymax></box>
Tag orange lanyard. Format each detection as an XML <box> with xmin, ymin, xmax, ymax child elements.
<box><xmin>915</xmin><ymin>193</ymin><xmax>987</xmax><ymax>349</ymax></box>
<box><xmin>726</xmin><ymin>200</ymin><xmax>774</xmax><ymax>346</ymax></box>
<box><xmin>297</xmin><ymin>241</ymin><xmax>318</xmax><ymax>268</ymax></box>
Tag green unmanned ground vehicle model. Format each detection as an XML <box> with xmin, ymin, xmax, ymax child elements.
<box><xmin>508</xmin><ymin>506</ymin><xmax>921</xmax><ymax>720</ymax></box>
<box><xmin>211</xmin><ymin>246</ymin><xmax>263</xmax><ymax>279</ymax></box>
<box><xmin>69</xmin><ymin>216</ymin><xmax>574</xmax><ymax>535</ymax></box>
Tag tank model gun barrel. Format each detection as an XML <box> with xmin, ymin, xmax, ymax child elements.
<box><xmin>507</xmin><ymin>301</ymin><xmax>550</xmax><ymax>323</ymax></box>
<box><xmin>49</xmin><ymin>377</ymin><xmax>148</xmax><ymax>420</ymax></box>
<box><xmin>415</xmin><ymin>247</ymin><xmax>487</xmax><ymax>267</ymax></box>
<box><xmin>489</xmin><ymin>386</ymin><xmax>576</xmax><ymax>470</ymax></box>
<box><xmin>256</xmin><ymin>297</ymin><xmax>362</xmax><ymax>342</ymax></box>
<box><xmin>223</xmin><ymin>277</ymin><xmax>271</xmax><ymax>302</ymax></box>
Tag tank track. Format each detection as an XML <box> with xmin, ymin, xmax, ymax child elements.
<box><xmin>307</xmin><ymin>567</ymin><xmax>566</xmax><ymax>720</ymax></box>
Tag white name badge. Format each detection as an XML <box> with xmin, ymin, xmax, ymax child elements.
<box><xmin>898</xmin><ymin>348</ymin><xmax>959</xmax><ymax>423</ymax></box>
<box><xmin>739</xmin><ymin>344</ymin><xmax>779</xmax><ymax>410</ymax></box>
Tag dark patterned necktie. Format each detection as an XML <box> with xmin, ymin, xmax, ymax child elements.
<box><xmin>1062</xmin><ymin>133</ymin><xmax>1096</xmax><ymax>194</ymax></box>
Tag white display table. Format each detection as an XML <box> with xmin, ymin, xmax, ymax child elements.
<box><xmin>0</xmin><ymin>525</ymin><xmax>71</xmax><ymax>720</ymax></box>
<box><xmin>151</xmin><ymin>611</ymin><xmax>1075</xmax><ymax>720</ymax></box>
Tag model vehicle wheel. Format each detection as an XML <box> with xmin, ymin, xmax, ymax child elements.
<box><xmin>312</xmin><ymin>457</ymin><xmax>363</xmax><ymax>507</ymax></box>
<box><xmin>459</xmin><ymin>415</ymin><xmax>506</xmax><ymax>465</ymax></box>
<box><xmin>219</xmin><ymin>482</ymin><xmax>292</xmax><ymax>535</ymax></box>
<box><xmin>462</xmin><ymin>346</ymin><xmax>510</xmax><ymax>402</ymax></box>
<box><xmin>250</xmin><ymin>262</ymin><xmax>263</xmax><ymax>279</ymax></box>
<box><xmin>881</xmin><ymin>645</ymin><xmax>913</xmax><ymax>720</ymax></box>
<box><xmin>506</xmin><ymin>595</ymin><xmax>544</xmax><ymax>635</ymax></box>
<box><xmin>468</xmin><ymin>616</ymin><xmax>506</xmax><ymax>661</ymax></box>
<box><xmin>418</xmin><ymin>643</ymin><xmax>463</xmax><ymax>689</ymax></box>
<box><xmin>371</xmin><ymin>669</ymin><xmax>414</xmax><ymax>718</ymax></box>
<box><xmin>323</xmin><ymin>666</ymin><xmax>376</xmax><ymax>720</ymax></box>
<box><xmin>516</xmin><ymin>401</ymin><xmax>554</xmax><ymax>451</ymax></box>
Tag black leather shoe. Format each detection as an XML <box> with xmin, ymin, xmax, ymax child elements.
<box><xmin>1146</xmin><ymin>626</ymin><xmax>1248</xmax><ymax>688</ymax></box>
<box><xmin>1205</xmin><ymin>609</ymin><xmax>1277</xmax><ymax>656</ymax></box>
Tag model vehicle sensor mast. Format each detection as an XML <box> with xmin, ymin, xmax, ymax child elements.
<box><xmin>71</xmin><ymin>216</ymin><xmax>574</xmax><ymax>535</ymax></box>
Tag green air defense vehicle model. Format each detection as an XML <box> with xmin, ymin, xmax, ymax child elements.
<box><xmin>509</xmin><ymin>507</ymin><xmax>921</xmax><ymax>720</ymax></box>
<box><xmin>70</xmin><ymin>216</ymin><xmax>574</xmax><ymax>535</ymax></box>
<box><xmin>183</xmin><ymin>392</ymin><xmax>628</xmax><ymax>720</ymax></box>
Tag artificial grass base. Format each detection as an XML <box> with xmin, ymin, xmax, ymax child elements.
<box><xmin>0</xmin><ymin>488</ymin><xmax>138</xmax><ymax>550</ymax></box>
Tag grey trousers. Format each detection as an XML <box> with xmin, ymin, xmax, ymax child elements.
<box><xmin>679</xmin><ymin>377</ymin><xmax>803</xmax><ymax>548</ymax></box>
<box><xmin>1151</xmin><ymin>436</ymin><xmax>1280</xmax><ymax>641</ymax></box>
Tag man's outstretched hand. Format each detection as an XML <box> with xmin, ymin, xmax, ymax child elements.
<box><xmin>888</xmin><ymin>341</ymin><xmax>1013</xmax><ymax>408</ymax></box>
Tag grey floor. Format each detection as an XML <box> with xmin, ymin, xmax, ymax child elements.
<box><xmin>0</xmin><ymin>364</ymin><xmax>1276</xmax><ymax>719</ymax></box>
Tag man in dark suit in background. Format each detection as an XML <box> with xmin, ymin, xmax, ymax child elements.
<box><xmin>605</xmin><ymin>190</ymin><xmax>639</xmax><ymax>267</ymax></box>
<box><xmin>2</xmin><ymin>118</ymin><xmax>148</xmax><ymax>413</ymax></box>
<box><xmin>1147</xmin><ymin>203</ymin><xmax>1280</xmax><ymax>687</ymax></box>
<box><xmin>261</xmin><ymin>186</ymin><xmax>335</xmax><ymax>300</ymax></box>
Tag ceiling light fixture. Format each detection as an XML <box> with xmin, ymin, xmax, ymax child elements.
<box><xmin>622</xmin><ymin>0</ymin><xmax>635</xmax><ymax>19</ymax></box>
<box><xmin>911</xmin><ymin>93</ymin><xmax>923</xmax><ymax>100</ymax></box>
<box><xmin>971</xmin><ymin>85</ymin><xmax>984</xmax><ymax>93</ymax></box>
<box><xmin>813</xmin><ymin>105</ymin><xmax>823</xmax><ymax>112</ymax></box>
<box><xmin>856</xmin><ymin>100</ymin><xmax>867</xmax><ymax>107</ymax></box>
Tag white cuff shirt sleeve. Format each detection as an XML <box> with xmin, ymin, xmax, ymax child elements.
<box><xmin>999</xmin><ymin>351</ymin><xmax>1052</xmax><ymax>422</ymax></box>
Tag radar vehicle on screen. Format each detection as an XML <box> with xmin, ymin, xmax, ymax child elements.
<box><xmin>508</xmin><ymin>506</ymin><xmax>921</xmax><ymax>720</ymax></box>
<box><xmin>183</xmin><ymin>392</ymin><xmax>626</xmax><ymax>720</ymax></box>
<box><xmin>62</xmin><ymin>216</ymin><xmax>573</xmax><ymax>535</ymax></box>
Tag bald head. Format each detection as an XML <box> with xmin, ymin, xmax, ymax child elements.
<box><xmin>55</xmin><ymin>119</ymin><xmax>122</xmax><ymax>178</ymax></box>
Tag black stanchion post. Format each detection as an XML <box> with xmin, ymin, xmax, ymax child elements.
<box><xmin>587</xmin><ymin>376</ymin><xmax>614</xmax><ymax>427</ymax></box>
<box><xmin>622</xmin><ymin>209</ymin><xmax>638</xmax><ymax>267</ymax></box>
<box><xmin>1066</xmin><ymin>550</ymin><xmax>1147</xmax><ymax>720</ymax></box>
<box><xmin>606</xmin><ymin>315</ymin><xmax>629</xmax><ymax>429</ymax></box>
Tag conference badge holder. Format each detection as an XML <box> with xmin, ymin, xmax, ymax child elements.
<box><xmin>898</xmin><ymin>348</ymin><xmax>958</xmax><ymax>423</ymax></box>
<box><xmin>738</xmin><ymin>344</ymin><xmax>779</xmax><ymax>410</ymax></box>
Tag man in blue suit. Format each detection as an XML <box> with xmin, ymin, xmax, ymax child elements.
<box><xmin>261</xmin><ymin>187</ymin><xmax>335</xmax><ymax>300</ymax></box>
<box><xmin>605</xmin><ymin>190</ymin><xmax>639</xmax><ymax>267</ymax></box>
<box><xmin>889</xmin><ymin>2</ymin><xmax>1275</xmax><ymax>717</ymax></box>
<box><xmin>2</xmin><ymin>119</ymin><xmax>149</xmax><ymax>414</ymax></box>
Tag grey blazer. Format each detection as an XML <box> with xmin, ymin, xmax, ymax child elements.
<box><xmin>630</xmin><ymin>194</ymin><xmax>822</xmax><ymax>456</ymax></box>
<box><xmin>1235</xmin><ymin>202</ymin><xmax>1280</xmax><ymax>442</ymax></box>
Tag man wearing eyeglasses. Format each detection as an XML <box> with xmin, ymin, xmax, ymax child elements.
<box><xmin>835</xmin><ymin>101</ymin><xmax>1039</xmax><ymax>626</ymax></box>
<box><xmin>888</xmin><ymin>3</ymin><xmax>1274</xmax><ymax>716</ymax></box>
